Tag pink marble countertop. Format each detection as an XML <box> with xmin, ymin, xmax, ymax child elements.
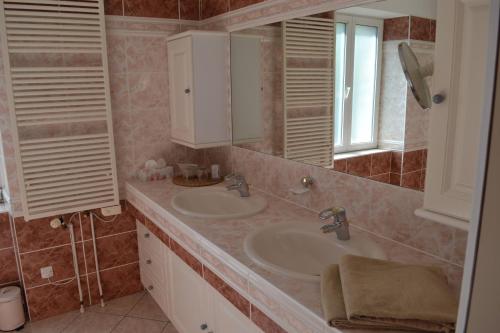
<box><xmin>126</xmin><ymin>179</ymin><xmax>461</xmax><ymax>333</ymax></box>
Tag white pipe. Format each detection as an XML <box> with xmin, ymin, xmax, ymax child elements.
<box><xmin>68</xmin><ymin>222</ymin><xmax>84</xmax><ymax>313</ymax></box>
<box><xmin>90</xmin><ymin>213</ymin><xmax>105</xmax><ymax>307</ymax></box>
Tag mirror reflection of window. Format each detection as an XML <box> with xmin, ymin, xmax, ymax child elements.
<box><xmin>334</xmin><ymin>15</ymin><xmax>383</xmax><ymax>153</ymax></box>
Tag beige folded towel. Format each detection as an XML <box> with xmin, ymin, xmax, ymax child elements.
<box><xmin>321</xmin><ymin>255</ymin><xmax>458</xmax><ymax>332</ymax></box>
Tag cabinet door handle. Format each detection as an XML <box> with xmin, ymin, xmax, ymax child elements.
<box><xmin>184</xmin><ymin>88</ymin><xmax>191</xmax><ymax>94</ymax></box>
<box><xmin>200</xmin><ymin>323</ymin><xmax>208</xmax><ymax>330</ymax></box>
<box><xmin>432</xmin><ymin>93</ymin><xmax>446</xmax><ymax>104</ymax></box>
<box><xmin>144</xmin><ymin>233</ymin><xmax>150</xmax><ymax>238</ymax></box>
<box><xmin>146</xmin><ymin>259</ymin><xmax>152</xmax><ymax>264</ymax></box>
<box><xmin>148</xmin><ymin>285</ymin><xmax>154</xmax><ymax>291</ymax></box>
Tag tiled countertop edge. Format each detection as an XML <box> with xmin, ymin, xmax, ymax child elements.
<box><xmin>126</xmin><ymin>182</ymin><xmax>335</xmax><ymax>333</ymax></box>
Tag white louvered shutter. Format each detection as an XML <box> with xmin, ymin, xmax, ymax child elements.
<box><xmin>283</xmin><ymin>16</ymin><xmax>334</xmax><ymax>167</ymax></box>
<box><xmin>0</xmin><ymin>0</ymin><xmax>119</xmax><ymax>219</ymax></box>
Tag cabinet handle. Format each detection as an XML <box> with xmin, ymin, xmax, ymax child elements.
<box><xmin>146</xmin><ymin>259</ymin><xmax>152</xmax><ymax>264</ymax></box>
<box><xmin>200</xmin><ymin>323</ymin><xmax>208</xmax><ymax>330</ymax></box>
<box><xmin>148</xmin><ymin>285</ymin><xmax>154</xmax><ymax>291</ymax></box>
<box><xmin>144</xmin><ymin>233</ymin><xmax>150</xmax><ymax>238</ymax></box>
<box><xmin>432</xmin><ymin>94</ymin><xmax>446</xmax><ymax>104</ymax></box>
<box><xmin>184</xmin><ymin>88</ymin><xmax>191</xmax><ymax>94</ymax></box>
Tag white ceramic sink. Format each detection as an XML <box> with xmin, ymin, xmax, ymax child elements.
<box><xmin>171</xmin><ymin>187</ymin><xmax>267</xmax><ymax>219</ymax></box>
<box><xmin>244</xmin><ymin>222</ymin><xmax>386</xmax><ymax>281</ymax></box>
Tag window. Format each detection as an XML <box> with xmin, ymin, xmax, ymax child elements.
<box><xmin>334</xmin><ymin>15</ymin><xmax>383</xmax><ymax>153</ymax></box>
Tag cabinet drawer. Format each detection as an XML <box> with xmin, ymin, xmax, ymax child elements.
<box><xmin>137</xmin><ymin>221</ymin><xmax>164</xmax><ymax>256</ymax></box>
<box><xmin>141</xmin><ymin>266</ymin><xmax>168</xmax><ymax>315</ymax></box>
<box><xmin>139</xmin><ymin>249</ymin><xmax>165</xmax><ymax>284</ymax></box>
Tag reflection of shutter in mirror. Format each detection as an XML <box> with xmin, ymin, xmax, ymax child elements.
<box><xmin>283</xmin><ymin>16</ymin><xmax>334</xmax><ymax>168</ymax></box>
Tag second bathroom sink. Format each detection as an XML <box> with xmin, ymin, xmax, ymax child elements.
<box><xmin>171</xmin><ymin>187</ymin><xmax>267</xmax><ymax>219</ymax></box>
<box><xmin>244</xmin><ymin>222</ymin><xmax>386</xmax><ymax>281</ymax></box>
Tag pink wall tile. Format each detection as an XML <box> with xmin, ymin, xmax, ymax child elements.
<box><xmin>402</xmin><ymin>149</ymin><xmax>423</xmax><ymax>173</ymax></box>
<box><xmin>0</xmin><ymin>213</ymin><xmax>13</xmax><ymax>249</ymax></box>
<box><xmin>391</xmin><ymin>151</ymin><xmax>403</xmax><ymax>172</ymax></box>
<box><xmin>346</xmin><ymin>155</ymin><xmax>371</xmax><ymax>177</ymax></box>
<box><xmin>250</xmin><ymin>304</ymin><xmax>287</xmax><ymax>333</ymax></box>
<box><xmin>26</xmin><ymin>278</ymin><xmax>90</xmax><ymax>321</ymax></box>
<box><xmin>14</xmin><ymin>214</ymin><xmax>81</xmax><ymax>253</ymax></box>
<box><xmin>383</xmin><ymin>17</ymin><xmax>409</xmax><ymax>41</ymax></box>
<box><xmin>80</xmin><ymin>202</ymin><xmax>136</xmax><ymax>240</ymax></box>
<box><xmin>20</xmin><ymin>244</ymin><xmax>86</xmax><ymax>288</ymax></box>
<box><xmin>410</xmin><ymin>16</ymin><xmax>435</xmax><ymax>42</ymax></box>
<box><xmin>230</xmin><ymin>0</ymin><xmax>265</xmax><ymax>11</ymax></box>
<box><xmin>83</xmin><ymin>232</ymin><xmax>138</xmax><ymax>273</ymax></box>
<box><xmin>87</xmin><ymin>263</ymin><xmax>142</xmax><ymax>302</ymax></box>
<box><xmin>180</xmin><ymin>0</ymin><xmax>200</xmax><ymax>20</ymax></box>
<box><xmin>203</xmin><ymin>266</ymin><xmax>250</xmax><ymax>317</ymax></box>
<box><xmin>105</xmin><ymin>0</ymin><xmax>124</xmax><ymax>15</ymax></box>
<box><xmin>0</xmin><ymin>248</ymin><xmax>19</xmax><ymax>284</ymax></box>
<box><xmin>124</xmin><ymin>0</ymin><xmax>179</xmax><ymax>19</ymax></box>
<box><xmin>201</xmin><ymin>0</ymin><xmax>229</xmax><ymax>19</ymax></box>
<box><xmin>390</xmin><ymin>172</ymin><xmax>402</xmax><ymax>186</ymax></box>
<box><xmin>333</xmin><ymin>159</ymin><xmax>347</xmax><ymax>173</ymax></box>
<box><xmin>371</xmin><ymin>152</ymin><xmax>391</xmax><ymax>175</ymax></box>
<box><xmin>126</xmin><ymin>35</ymin><xmax>169</xmax><ymax>73</ymax></box>
<box><xmin>401</xmin><ymin>170</ymin><xmax>422</xmax><ymax>190</ymax></box>
<box><xmin>171</xmin><ymin>239</ymin><xmax>203</xmax><ymax>275</ymax></box>
<box><xmin>369</xmin><ymin>173</ymin><xmax>391</xmax><ymax>184</ymax></box>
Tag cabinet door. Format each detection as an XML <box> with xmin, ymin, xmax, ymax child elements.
<box><xmin>168</xmin><ymin>251</ymin><xmax>209</xmax><ymax>333</ymax></box>
<box><xmin>208</xmin><ymin>285</ymin><xmax>262</xmax><ymax>333</ymax></box>
<box><xmin>167</xmin><ymin>36</ymin><xmax>195</xmax><ymax>145</ymax></box>
<box><xmin>424</xmin><ymin>0</ymin><xmax>491</xmax><ymax>223</ymax></box>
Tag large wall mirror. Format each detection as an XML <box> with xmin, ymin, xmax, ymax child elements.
<box><xmin>230</xmin><ymin>0</ymin><xmax>437</xmax><ymax>191</ymax></box>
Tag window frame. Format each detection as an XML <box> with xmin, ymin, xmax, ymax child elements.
<box><xmin>334</xmin><ymin>14</ymin><xmax>384</xmax><ymax>154</ymax></box>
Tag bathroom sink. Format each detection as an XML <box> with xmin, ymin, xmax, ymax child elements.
<box><xmin>244</xmin><ymin>222</ymin><xmax>386</xmax><ymax>281</ymax></box>
<box><xmin>171</xmin><ymin>187</ymin><xmax>267</xmax><ymax>219</ymax></box>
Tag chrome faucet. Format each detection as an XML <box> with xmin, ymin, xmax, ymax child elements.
<box><xmin>225</xmin><ymin>174</ymin><xmax>250</xmax><ymax>197</ymax></box>
<box><xmin>318</xmin><ymin>207</ymin><xmax>350</xmax><ymax>240</ymax></box>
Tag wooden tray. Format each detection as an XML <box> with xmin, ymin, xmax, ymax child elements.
<box><xmin>173</xmin><ymin>175</ymin><xmax>223</xmax><ymax>187</ymax></box>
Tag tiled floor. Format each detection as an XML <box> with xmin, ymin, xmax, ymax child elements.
<box><xmin>18</xmin><ymin>292</ymin><xmax>178</xmax><ymax>333</ymax></box>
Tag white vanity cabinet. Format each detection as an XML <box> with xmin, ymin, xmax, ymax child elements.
<box><xmin>167</xmin><ymin>250</ymin><xmax>262</xmax><ymax>333</ymax></box>
<box><xmin>137</xmin><ymin>221</ymin><xmax>263</xmax><ymax>333</ymax></box>
<box><xmin>136</xmin><ymin>222</ymin><xmax>169</xmax><ymax>314</ymax></box>
<box><xmin>167</xmin><ymin>31</ymin><xmax>231</xmax><ymax>149</ymax></box>
<box><xmin>167</xmin><ymin>252</ymin><xmax>209</xmax><ymax>333</ymax></box>
<box><xmin>417</xmin><ymin>0</ymin><xmax>493</xmax><ymax>229</ymax></box>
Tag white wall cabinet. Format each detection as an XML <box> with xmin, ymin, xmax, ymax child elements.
<box><xmin>417</xmin><ymin>0</ymin><xmax>493</xmax><ymax>230</ymax></box>
<box><xmin>137</xmin><ymin>221</ymin><xmax>262</xmax><ymax>333</ymax></box>
<box><xmin>167</xmin><ymin>31</ymin><xmax>231</xmax><ymax>149</ymax></box>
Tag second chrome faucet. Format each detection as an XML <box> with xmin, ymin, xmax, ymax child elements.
<box><xmin>319</xmin><ymin>207</ymin><xmax>350</xmax><ymax>240</ymax></box>
<box><xmin>225</xmin><ymin>174</ymin><xmax>250</xmax><ymax>197</ymax></box>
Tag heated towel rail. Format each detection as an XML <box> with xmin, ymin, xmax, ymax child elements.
<box><xmin>0</xmin><ymin>0</ymin><xmax>119</xmax><ymax>219</ymax></box>
<box><xmin>283</xmin><ymin>16</ymin><xmax>335</xmax><ymax>167</ymax></box>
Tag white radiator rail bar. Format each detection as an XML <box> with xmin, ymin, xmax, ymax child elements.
<box><xmin>0</xmin><ymin>0</ymin><xmax>119</xmax><ymax>219</ymax></box>
<box><xmin>283</xmin><ymin>16</ymin><xmax>334</xmax><ymax>167</ymax></box>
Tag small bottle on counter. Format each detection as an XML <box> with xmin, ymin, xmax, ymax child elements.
<box><xmin>211</xmin><ymin>164</ymin><xmax>220</xmax><ymax>180</ymax></box>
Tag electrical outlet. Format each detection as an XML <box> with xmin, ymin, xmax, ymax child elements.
<box><xmin>41</xmin><ymin>266</ymin><xmax>53</xmax><ymax>279</ymax></box>
<box><xmin>101</xmin><ymin>205</ymin><xmax>121</xmax><ymax>216</ymax></box>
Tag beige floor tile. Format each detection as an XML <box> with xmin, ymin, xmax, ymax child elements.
<box><xmin>88</xmin><ymin>292</ymin><xmax>146</xmax><ymax>316</ymax></box>
<box><xmin>128</xmin><ymin>293</ymin><xmax>167</xmax><ymax>322</ymax></box>
<box><xmin>161</xmin><ymin>323</ymin><xmax>179</xmax><ymax>333</ymax></box>
<box><xmin>111</xmin><ymin>317</ymin><xmax>166</xmax><ymax>333</ymax></box>
<box><xmin>19</xmin><ymin>310</ymin><xmax>80</xmax><ymax>333</ymax></box>
<box><xmin>61</xmin><ymin>312</ymin><xmax>123</xmax><ymax>333</ymax></box>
